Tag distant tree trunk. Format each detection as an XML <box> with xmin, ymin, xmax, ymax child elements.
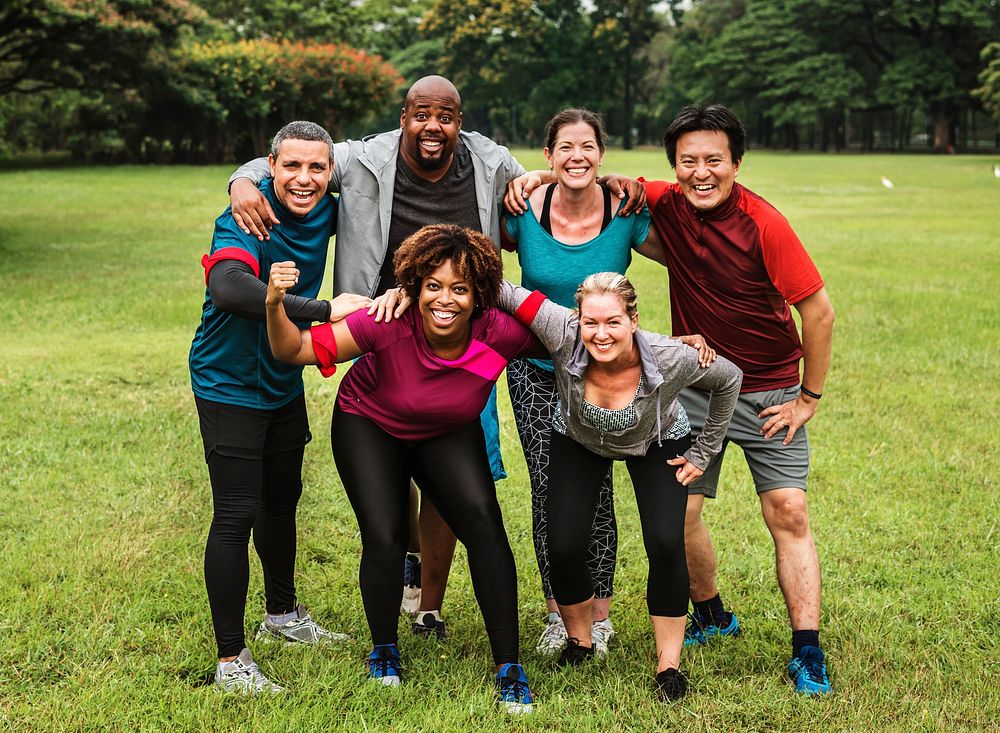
<box><xmin>931</xmin><ymin>103</ymin><xmax>956</xmax><ymax>153</ymax></box>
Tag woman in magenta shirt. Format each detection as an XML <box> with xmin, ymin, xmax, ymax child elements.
<box><xmin>264</xmin><ymin>224</ymin><xmax>537</xmax><ymax>714</ymax></box>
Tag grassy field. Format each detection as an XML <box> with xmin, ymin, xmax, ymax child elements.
<box><xmin>0</xmin><ymin>150</ymin><xmax>998</xmax><ymax>732</ymax></box>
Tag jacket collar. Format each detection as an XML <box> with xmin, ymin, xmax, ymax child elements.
<box><xmin>565</xmin><ymin>327</ymin><xmax>665</xmax><ymax>396</ymax></box>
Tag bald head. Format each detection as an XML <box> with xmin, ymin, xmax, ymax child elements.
<box><xmin>404</xmin><ymin>75</ymin><xmax>461</xmax><ymax>111</ymax></box>
<box><xmin>399</xmin><ymin>75</ymin><xmax>463</xmax><ymax>181</ymax></box>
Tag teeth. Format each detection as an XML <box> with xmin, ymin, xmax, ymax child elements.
<box><xmin>693</xmin><ymin>184</ymin><xmax>715</xmax><ymax>191</ymax></box>
<box><xmin>432</xmin><ymin>310</ymin><xmax>456</xmax><ymax>320</ymax></box>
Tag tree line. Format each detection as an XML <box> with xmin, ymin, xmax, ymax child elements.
<box><xmin>2</xmin><ymin>0</ymin><xmax>998</xmax><ymax>162</ymax></box>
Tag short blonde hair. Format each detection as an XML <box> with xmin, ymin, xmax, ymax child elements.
<box><xmin>575</xmin><ymin>272</ymin><xmax>638</xmax><ymax>319</ymax></box>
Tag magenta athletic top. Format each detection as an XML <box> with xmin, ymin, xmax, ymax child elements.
<box><xmin>311</xmin><ymin>307</ymin><xmax>537</xmax><ymax>441</ymax></box>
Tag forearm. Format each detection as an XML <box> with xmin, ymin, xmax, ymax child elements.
<box><xmin>265</xmin><ymin>301</ymin><xmax>314</xmax><ymax>364</ymax></box>
<box><xmin>687</xmin><ymin>358</ymin><xmax>743</xmax><ymax>468</ymax></box>
<box><xmin>796</xmin><ymin>289</ymin><xmax>835</xmax><ymax>398</ymax></box>
<box><xmin>227</xmin><ymin>157</ymin><xmax>270</xmax><ymax>190</ymax></box>
<box><xmin>209</xmin><ymin>262</ymin><xmax>330</xmax><ymax>322</ymax></box>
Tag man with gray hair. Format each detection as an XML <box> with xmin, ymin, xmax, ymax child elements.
<box><xmin>190</xmin><ymin>121</ymin><xmax>369</xmax><ymax>694</ymax></box>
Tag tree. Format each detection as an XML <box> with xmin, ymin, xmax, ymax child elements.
<box><xmin>589</xmin><ymin>1</ymin><xmax>661</xmax><ymax>149</ymax></box>
<box><xmin>973</xmin><ymin>42</ymin><xmax>1000</xmax><ymax>124</ymax></box>
<box><xmin>0</xmin><ymin>0</ymin><xmax>211</xmax><ymax>96</ymax></box>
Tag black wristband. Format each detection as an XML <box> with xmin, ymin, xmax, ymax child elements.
<box><xmin>800</xmin><ymin>385</ymin><xmax>822</xmax><ymax>400</ymax></box>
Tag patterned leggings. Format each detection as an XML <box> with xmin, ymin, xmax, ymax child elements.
<box><xmin>507</xmin><ymin>358</ymin><xmax>617</xmax><ymax>599</ymax></box>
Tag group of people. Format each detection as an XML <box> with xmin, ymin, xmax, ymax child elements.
<box><xmin>188</xmin><ymin>75</ymin><xmax>836</xmax><ymax>713</ymax></box>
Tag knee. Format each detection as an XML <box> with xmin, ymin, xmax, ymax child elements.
<box><xmin>644</xmin><ymin>525</ymin><xmax>685</xmax><ymax>568</ymax></box>
<box><xmin>763</xmin><ymin>493</ymin><xmax>810</xmax><ymax>538</ymax></box>
<box><xmin>210</xmin><ymin>505</ymin><xmax>257</xmax><ymax>542</ymax></box>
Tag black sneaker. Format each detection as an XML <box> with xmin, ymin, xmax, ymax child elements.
<box><xmin>411</xmin><ymin>612</ymin><xmax>448</xmax><ymax>639</ymax></box>
<box><xmin>655</xmin><ymin>668</ymin><xmax>688</xmax><ymax>701</ymax></box>
<box><xmin>557</xmin><ymin>637</ymin><xmax>595</xmax><ymax>667</ymax></box>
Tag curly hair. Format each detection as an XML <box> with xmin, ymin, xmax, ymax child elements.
<box><xmin>393</xmin><ymin>224</ymin><xmax>503</xmax><ymax>313</ymax></box>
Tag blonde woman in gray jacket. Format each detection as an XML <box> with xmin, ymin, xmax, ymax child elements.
<box><xmin>500</xmin><ymin>273</ymin><xmax>741</xmax><ymax>702</ymax></box>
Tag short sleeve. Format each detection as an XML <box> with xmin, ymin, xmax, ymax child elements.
<box><xmin>488</xmin><ymin>309</ymin><xmax>540</xmax><ymax>359</ymax></box>
<box><xmin>630</xmin><ymin>206</ymin><xmax>652</xmax><ymax>249</ymax></box>
<box><xmin>502</xmin><ymin>213</ymin><xmax>521</xmax><ymax>252</ymax></box>
<box><xmin>343</xmin><ymin>307</ymin><xmax>411</xmax><ymax>355</ymax></box>
<box><xmin>754</xmin><ymin>206</ymin><xmax>824</xmax><ymax>304</ymax></box>
<box><xmin>640</xmin><ymin>179</ymin><xmax>672</xmax><ymax>214</ymax></box>
<box><xmin>201</xmin><ymin>212</ymin><xmax>262</xmax><ymax>283</ymax></box>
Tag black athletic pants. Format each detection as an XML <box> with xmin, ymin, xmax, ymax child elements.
<box><xmin>547</xmin><ymin>429</ymin><xmax>691</xmax><ymax>617</ymax></box>
<box><xmin>331</xmin><ymin>402</ymin><xmax>519</xmax><ymax>665</ymax></box>
<box><xmin>197</xmin><ymin>396</ymin><xmax>308</xmax><ymax>658</ymax></box>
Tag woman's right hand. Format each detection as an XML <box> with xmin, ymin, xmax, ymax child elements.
<box><xmin>231</xmin><ymin>178</ymin><xmax>280</xmax><ymax>241</ymax></box>
<box><xmin>367</xmin><ymin>286</ymin><xmax>412</xmax><ymax>322</ymax></box>
<box><xmin>267</xmin><ymin>261</ymin><xmax>299</xmax><ymax>307</ymax></box>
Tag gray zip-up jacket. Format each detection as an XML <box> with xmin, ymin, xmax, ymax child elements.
<box><xmin>500</xmin><ymin>282</ymin><xmax>742</xmax><ymax>467</ymax></box>
<box><xmin>229</xmin><ymin>129</ymin><xmax>525</xmax><ymax>298</ymax></box>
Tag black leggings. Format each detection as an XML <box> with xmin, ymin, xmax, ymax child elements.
<box><xmin>547</xmin><ymin>430</ymin><xmax>691</xmax><ymax>617</ymax></box>
<box><xmin>203</xmin><ymin>447</ymin><xmax>303</xmax><ymax>658</ymax></box>
<box><xmin>331</xmin><ymin>403</ymin><xmax>519</xmax><ymax>665</ymax></box>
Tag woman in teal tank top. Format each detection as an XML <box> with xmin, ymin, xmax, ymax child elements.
<box><xmin>500</xmin><ymin>109</ymin><xmax>664</xmax><ymax>657</ymax></box>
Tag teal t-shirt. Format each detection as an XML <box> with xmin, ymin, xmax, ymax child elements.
<box><xmin>504</xmin><ymin>196</ymin><xmax>651</xmax><ymax>370</ymax></box>
<box><xmin>189</xmin><ymin>179</ymin><xmax>337</xmax><ymax>409</ymax></box>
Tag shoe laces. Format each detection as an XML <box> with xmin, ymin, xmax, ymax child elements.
<box><xmin>403</xmin><ymin>555</ymin><xmax>421</xmax><ymax>587</ymax></box>
<box><xmin>796</xmin><ymin>647</ymin><xmax>826</xmax><ymax>682</ymax></box>
<box><xmin>591</xmin><ymin>620</ymin><xmax>612</xmax><ymax>645</ymax></box>
<box><xmin>561</xmin><ymin>637</ymin><xmax>594</xmax><ymax>664</ymax></box>
<box><xmin>498</xmin><ymin>665</ymin><xmax>531</xmax><ymax>703</ymax></box>
<box><xmin>370</xmin><ymin>646</ymin><xmax>399</xmax><ymax>677</ymax></box>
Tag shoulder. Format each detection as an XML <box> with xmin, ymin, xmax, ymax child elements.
<box><xmin>527</xmin><ymin>184</ymin><xmax>550</xmax><ymax>211</ymax></box>
<box><xmin>641</xmin><ymin>179</ymin><xmax>681</xmax><ymax>209</ymax></box>
<box><xmin>461</xmin><ymin>131</ymin><xmax>522</xmax><ymax>171</ymax></box>
<box><xmin>735</xmin><ymin>184</ymin><xmax>793</xmax><ymax>231</ymax></box>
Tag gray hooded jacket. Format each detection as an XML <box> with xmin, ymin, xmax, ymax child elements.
<box><xmin>500</xmin><ymin>282</ymin><xmax>742</xmax><ymax>467</ymax></box>
<box><xmin>230</xmin><ymin>129</ymin><xmax>524</xmax><ymax>298</ymax></box>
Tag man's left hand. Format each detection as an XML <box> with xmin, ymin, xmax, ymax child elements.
<box><xmin>598</xmin><ymin>175</ymin><xmax>647</xmax><ymax>216</ymax></box>
<box><xmin>759</xmin><ymin>396</ymin><xmax>818</xmax><ymax>445</ymax></box>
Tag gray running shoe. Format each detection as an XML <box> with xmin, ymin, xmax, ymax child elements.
<box><xmin>535</xmin><ymin>612</ymin><xmax>568</xmax><ymax>656</ymax></box>
<box><xmin>214</xmin><ymin>648</ymin><xmax>284</xmax><ymax>695</ymax></box>
<box><xmin>254</xmin><ymin>603</ymin><xmax>350</xmax><ymax>644</ymax></box>
<box><xmin>591</xmin><ymin>618</ymin><xmax>615</xmax><ymax>659</ymax></box>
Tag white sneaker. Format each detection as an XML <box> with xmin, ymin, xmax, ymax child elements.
<box><xmin>591</xmin><ymin>618</ymin><xmax>615</xmax><ymax>659</ymax></box>
<box><xmin>254</xmin><ymin>603</ymin><xmax>350</xmax><ymax>644</ymax></box>
<box><xmin>535</xmin><ymin>612</ymin><xmax>568</xmax><ymax>656</ymax></box>
<box><xmin>214</xmin><ymin>648</ymin><xmax>283</xmax><ymax>695</ymax></box>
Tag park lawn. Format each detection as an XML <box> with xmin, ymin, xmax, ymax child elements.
<box><xmin>0</xmin><ymin>151</ymin><xmax>997</xmax><ymax>732</ymax></box>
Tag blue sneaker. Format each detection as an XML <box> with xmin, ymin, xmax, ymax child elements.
<box><xmin>788</xmin><ymin>645</ymin><xmax>831</xmax><ymax>695</ymax></box>
<box><xmin>495</xmin><ymin>663</ymin><xmax>534</xmax><ymax>714</ymax></box>
<box><xmin>368</xmin><ymin>644</ymin><xmax>402</xmax><ymax>687</ymax></box>
<box><xmin>684</xmin><ymin>611</ymin><xmax>740</xmax><ymax>647</ymax></box>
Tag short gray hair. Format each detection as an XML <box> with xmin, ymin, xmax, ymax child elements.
<box><xmin>575</xmin><ymin>272</ymin><xmax>639</xmax><ymax>320</ymax></box>
<box><xmin>270</xmin><ymin>121</ymin><xmax>334</xmax><ymax>161</ymax></box>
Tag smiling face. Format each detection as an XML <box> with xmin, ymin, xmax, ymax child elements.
<box><xmin>267</xmin><ymin>139</ymin><xmax>332</xmax><ymax>217</ymax></box>
<box><xmin>674</xmin><ymin>130</ymin><xmax>740</xmax><ymax>212</ymax></box>
<box><xmin>400</xmin><ymin>79</ymin><xmax>462</xmax><ymax>179</ymax></box>
<box><xmin>418</xmin><ymin>259</ymin><xmax>474</xmax><ymax>345</ymax></box>
<box><xmin>579</xmin><ymin>292</ymin><xmax>638</xmax><ymax>365</ymax></box>
<box><xmin>544</xmin><ymin>120</ymin><xmax>604</xmax><ymax>190</ymax></box>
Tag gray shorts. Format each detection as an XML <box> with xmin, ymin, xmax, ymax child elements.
<box><xmin>680</xmin><ymin>385</ymin><xmax>809</xmax><ymax>498</ymax></box>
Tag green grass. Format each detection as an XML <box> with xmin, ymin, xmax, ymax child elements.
<box><xmin>1</xmin><ymin>151</ymin><xmax>998</xmax><ymax>731</ymax></box>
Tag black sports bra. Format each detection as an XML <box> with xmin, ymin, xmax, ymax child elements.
<box><xmin>539</xmin><ymin>183</ymin><xmax>613</xmax><ymax>237</ymax></box>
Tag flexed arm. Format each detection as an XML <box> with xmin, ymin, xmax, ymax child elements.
<box><xmin>265</xmin><ymin>261</ymin><xmax>368</xmax><ymax>365</ymax></box>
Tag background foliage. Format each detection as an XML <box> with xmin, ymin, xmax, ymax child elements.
<box><xmin>2</xmin><ymin>0</ymin><xmax>999</xmax><ymax>161</ymax></box>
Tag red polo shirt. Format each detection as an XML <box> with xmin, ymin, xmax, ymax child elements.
<box><xmin>644</xmin><ymin>180</ymin><xmax>824</xmax><ymax>393</ymax></box>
